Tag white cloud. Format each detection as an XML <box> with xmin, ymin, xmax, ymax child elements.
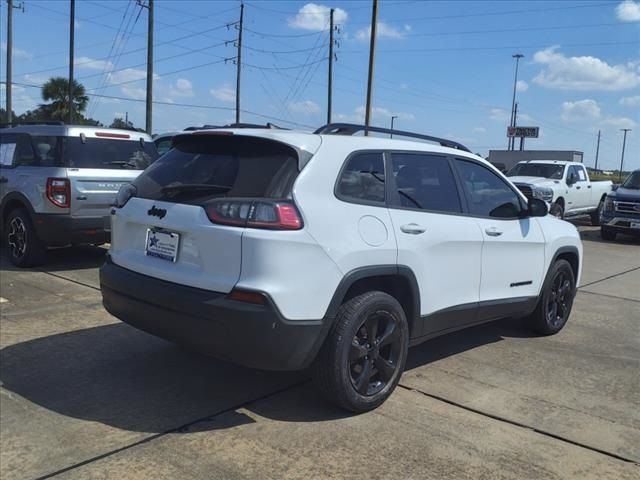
<box><xmin>210</xmin><ymin>85</ymin><xmax>235</xmax><ymax>103</ymax></box>
<box><xmin>472</xmin><ymin>126</ymin><xmax>487</xmax><ymax>133</ymax></box>
<box><xmin>171</xmin><ymin>78</ymin><xmax>193</xmax><ymax>97</ymax></box>
<box><xmin>287</xmin><ymin>100</ymin><xmax>321</xmax><ymax>114</ymax></box>
<box><xmin>532</xmin><ymin>46</ymin><xmax>640</xmax><ymax>91</ymax></box>
<box><xmin>516</xmin><ymin>80</ymin><xmax>529</xmax><ymax>92</ymax></box>
<box><xmin>355</xmin><ymin>22</ymin><xmax>411</xmax><ymax>41</ymax></box>
<box><xmin>1</xmin><ymin>42</ymin><xmax>32</xmax><ymax>60</ymax></box>
<box><xmin>76</xmin><ymin>56</ymin><xmax>114</xmax><ymax>70</ymax></box>
<box><xmin>601</xmin><ymin>116</ymin><xmax>637</xmax><ymax>129</ymax></box>
<box><xmin>620</xmin><ymin>95</ymin><xmax>640</xmax><ymax>107</ymax></box>
<box><xmin>561</xmin><ymin>99</ymin><xmax>601</xmax><ymax>122</ymax></box>
<box><xmin>288</xmin><ymin>3</ymin><xmax>348</xmax><ymax>31</ymax></box>
<box><xmin>490</xmin><ymin>108</ymin><xmax>510</xmax><ymax>122</ymax></box>
<box><xmin>616</xmin><ymin>0</ymin><xmax>640</xmax><ymax>22</ymax></box>
<box><xmin>23</xmin><ymin>73</ymin><xmax>48</xmax><ymax>85</ymax></box>
<box><xmin>336</xmin><ymin>105</ymin><xmax>414</xmax><ymax>123</ymax></box>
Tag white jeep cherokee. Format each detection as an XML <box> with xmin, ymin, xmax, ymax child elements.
<box><xmin>100</xmin><ymin>123</ymin><xmax>582</xmax><ymax>412</ymax></box>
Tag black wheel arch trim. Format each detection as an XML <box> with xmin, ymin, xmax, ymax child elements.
<box><xmin>323</xmin><ymin>264</ymin><xmax>421</xmax><ymax>323</ymax></box>
<box><xmin>0</xmin><ymin>192</ymin><xmax>36</xmax><ymax>232</ymax></box>
<box><xmin>550</xmin><ymin>245</ymin><xmax>580</xmax><ymax>280</ymax></box>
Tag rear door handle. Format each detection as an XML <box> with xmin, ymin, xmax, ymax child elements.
<box><xmin>400</xmin><ymin>223</ymin><xmax>426</xmax><ymax>235</ymax></box>
<box><xmin>576</xmin><ymin>186</ymin><xmax>581</xmax><ymax>190</ymax></box>
<box><xmin>485</xmin><ymin>227</ymin><xmax>503</xmax><ymax>237</ymax></box>
<box><xmin>587</xmin><ymin>185</ymin><xmax>592</xmax><ymax>189</ymax></box>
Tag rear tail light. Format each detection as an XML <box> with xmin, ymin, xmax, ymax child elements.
<box><xmin>205</xmin><ymin>199</ymin><xmax>303</xmax><ymax>230</ymax></box>
<box><xmin>46</xmin><ymin>178</ymin><xmax>71</xmax><ymax>208</ymax></box>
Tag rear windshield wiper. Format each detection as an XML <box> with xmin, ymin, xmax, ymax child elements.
<box><xmin>160</xmin><ymin>183</ymin><xmax>232</xmax><ymax>194</ymax></box>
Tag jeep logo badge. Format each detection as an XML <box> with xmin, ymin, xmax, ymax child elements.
<box><xmin>147</xmin><ymin>206</ymin><xmax>167</xmax><ymax>219</ymax></box>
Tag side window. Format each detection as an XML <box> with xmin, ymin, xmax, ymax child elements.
<box><xmin>155</xmin><ymin>138</ymin><xmax>173</xmax><ymax>156</ymax></box>
<box><xmin>390</xmin><ymin>153</ymin><xmax>462</xmax><ymax>213</ymax></box>
<box><xmin>337</xmin><ymin>152</ymin><xmax>385</xmax><ymax>204</ymax></box>
<box><xmin>455</xmin><ymin>159</ymin><xmax>524</xmax><ymax>219</ymax></box>
<box><xmin>576</xmin><ymin>166</ymin><xmax>587</xmax><ymax>182</ymax></box>
<box><xmin>31</xmin><ymin>136</ymin><xmax>62</xmax><ymax>167</ymax></box>
<box><xmin>0</xmin><ymin>134</ymin><xmax>36</xmax><ymax>167</ymax></box>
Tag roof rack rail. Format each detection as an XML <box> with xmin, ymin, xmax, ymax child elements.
<box><xmin>182</xmin><ymin>122</ymin><xmax>286</xmax><ymax>131</ymax></box>
<box><xmin>0</xmin><ymin>120</ymin><xmax>65</xmax><ymax>128</ymax></box>
<box><xmin>314</xmin><ymin>123</ymin><xmax>471</xmax><ymax>152</ymax></box>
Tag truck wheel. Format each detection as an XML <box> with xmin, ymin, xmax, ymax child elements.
<box><xmin>528</xmin><ymin>259</ymin><xmax>576</xmax><ymax>336</ymax></box>
<box><xmin>549</xmin><ymin>202</ymin><xmax>564</xmax><ymax>219</ymax></box>
<box><xmin>313</xmin><ymin>291</ymin><xmax>409</xmax><ymax>413</ymax></box>
<box><xmin>590</xmin><ymin>200</ymin><xmax>603</xmax><ymax>226</ymax></box>
<box><xmin>600</xmin><ymin>227</ymin><xmax>616</xmax><ymax>241</ymax></box>
<box><xmin>4</xmin><ymin>208</ymin><xmax>46</xmax><ymax>267</ymax></box>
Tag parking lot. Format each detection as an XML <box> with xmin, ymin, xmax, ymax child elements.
<box><xmin>0</xmin><ymin>224</ymin><xmax>638</xmax><ymax>480</ymax></box>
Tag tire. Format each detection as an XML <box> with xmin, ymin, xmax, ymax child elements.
<box><xmin>590</xmin><ymin>200</ymin><xmax>604</xmax><ymax>226</ymax></box>
<box><xmin>4</xmin><ymin>208</ymin><xmax>46</xmax><ymax>267</ymax></box>
<box><xmin>549</xmin><ymin>202</ymin><xmax>564</xmax><ymax>219</ymax></box>
<box><xmin>600</xmin><ymin>227</ymin><xmax>617</xmax><ymax>241</ymax></box>
<box><xmin>528</xmin><ymin>259</ymin><xmax>576</xmax><ymax>336</ymax></box>
<box><xmin>313</xmin><ymin>291</ymin><xmax>409</xmax><ymax>413</ymax></box>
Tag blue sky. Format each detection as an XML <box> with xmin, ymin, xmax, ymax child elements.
<box><xmin>1</xmin><ymin>0</ymin><xmax>639</xmax><ymax>170</ymax></box>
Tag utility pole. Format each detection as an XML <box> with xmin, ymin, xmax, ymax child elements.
<box><xmin>68</xmin><ymin>0</ymin><xmax>75</xmax><ymax>124</ymax></box>
<box><xmin>390</xmin><ymin>115</ymin><xmax>397</xmax><ymax>138</ymax></box>
<box><xmin>327</xmin><ymin>8</ymin><xmax>334</xmax><ymax>124</ymax></box>
<box><xmin>235</xmin><ymin>2</ymin><xmax>244</xmax><ymax>125</ymax></box>
<box><xmin>364</xmin><ymin>0</ymin><xmax>378</xmax><ymax>135</ymax></box>
<box><xmin>594</xmin><ymin>130</ymin><xmax>601</xmax><ymax>171</ymax></box>
<box><xmin>509</xmin><ymin>53</ymin><xmax>524</xmax><ymax>150</ymax></box>
<box><xmin>145</xmin><ymin>0</ymin><xmax>154</xmax><ymax>134</ymax></box>
<box><xmin>619</xmin><ymin>128</ymin><xmax>631</xmax><ymax>183</ymax></box>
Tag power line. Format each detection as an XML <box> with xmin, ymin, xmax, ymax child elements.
<box><xmin>403</xmin><ymin>22</ymin><xmax>633</xmax><ymax>38</ymax></box>
<box><xmin>244</xmin><ymin>27</ymin><xmax>326</xmax><ymax>38</ymax></box>
<box><xmin>11</xmin><ymin>81</ymin><xmax>316</xmax><ymax>129</ymax></box>
<box><xmin>348</xmin><ymin>1</ymin><xmax>619</xmax><ymax>24</ymax></box>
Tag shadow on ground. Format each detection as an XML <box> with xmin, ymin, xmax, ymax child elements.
<box><xmin>0</xmin><ymin>245</ymin><xmax>108</xmax><ymax>273</ymax></box>
<box><xmin>0</xmin><ymin>317</ymin><xmax>533</xmax><ymax>433</ymax></box>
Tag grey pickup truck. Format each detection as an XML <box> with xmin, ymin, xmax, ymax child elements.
<box><xmin>0</xmin><ymin>123</ymin><xmax>158</xmax><ymax>267</ymax></box>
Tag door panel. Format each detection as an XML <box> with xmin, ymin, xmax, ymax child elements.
<box><xmin>567</xmin><ymin>165</ymin><xmax>590</xmax><ymax>211</ymax></box>
<box><xmin>476</xmin><ymin>217</ymin><xmax>546</xmax><ymax>301</ymax></box>
<box><xmin>453</xmin><ymin>158</ymin><xmax>546</xmax><ymax>304</ymax></box>
<box><xmin>387</xmin><ymin>152</ymin><xmax>483</xmax><ymax>337</ymax></box>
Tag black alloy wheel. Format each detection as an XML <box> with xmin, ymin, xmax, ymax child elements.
<box><xmin>313</xmin><ymin>291</ymin><xmax>409</xmax><ymax>413</ymax></box>
<box><xmin>349</xmin><ymin>311</ymin><xmax>403</xmax><ymax>396</ymax></box>
<box><xmin>528</xmin><ymin>259</ymin><xmax>575</xmax><ymax>335</ymax></box>
<box><xmin>545</xmin><ymin>269</ymin><xmax>572</xmax><ymax>330</ymax></box>
<box><xmin>4</xmin><ymin>208</ymin><xmax>46</xmax><ymax>267</ymax></box>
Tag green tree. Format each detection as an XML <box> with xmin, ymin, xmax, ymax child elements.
<box><xmin>40</xmin><ymin>77</ymin><xmax>89</xmax><ymax>120</ymax></box>
<box><xmin>109</xmin><ymin>117</ymin><xmax>135</xmax><ymax>129</ymax></box>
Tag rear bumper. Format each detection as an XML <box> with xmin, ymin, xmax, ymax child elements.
<box><xmin>601</xmin><ymin>213</ymin><xmax>640</xmax><ymax>236</ymax></box>
<box><xmin>99</xmin><ymin>258</ymin><xmax>331</xmax><ymax>371</ymax></box>
<box><xmin>33</xmin><ymin>214</ymin><xmax>111</xmax><ymax>245</ymax></box>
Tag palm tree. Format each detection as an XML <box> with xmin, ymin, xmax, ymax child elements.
<box><xmin>40</xmin><ymin>77</ymin><xmax>89</xmax><ymax>121</ymax></box>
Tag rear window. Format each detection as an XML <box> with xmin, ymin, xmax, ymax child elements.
<box><xmin>133</xmin><ymin>135</ymin><xmax>300</xmax><ymax>204</ymax></box>
<box><xmin>64</xmin><ymin>137</ymin><xmax>158</xmax><ymax>170</ymax></box>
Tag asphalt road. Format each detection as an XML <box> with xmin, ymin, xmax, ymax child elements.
<box><xmin>1</xmin><ymin>225</ymin><xmax>638</xmax><ymax>480</ymax></box>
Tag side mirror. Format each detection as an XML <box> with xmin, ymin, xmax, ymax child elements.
<box><xmin>528</xmin><ymin>198</ymin><xmax>549</xmax><ymax>217</ymax></box>
<box><xmin>567</xmin><ymin>173</ymin><xmax>577</xmax><ymax>186</ymax></box>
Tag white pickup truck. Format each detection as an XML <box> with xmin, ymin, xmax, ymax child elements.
<box><xmin>507</xmin><ymin>160</ymin><xmax>613</xmax><ymax>225</ymax></box>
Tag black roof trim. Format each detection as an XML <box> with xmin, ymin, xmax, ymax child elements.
<box><xmin>182</xmin><ymin>123</ymin><xmax>286</xmax><ymax>131</ymax></box>
<box><xmin>314</xmin><ymin>123</ymin><xmax>471</xmax><ymax>152</ymax></box>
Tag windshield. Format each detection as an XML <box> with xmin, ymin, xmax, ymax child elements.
<box><xmin>621</xmin><ymin>171</ymin><xmax>640</xmax><ymax>189</ymax></box>
<box><xmin>507</xmin><ymin>163</ymin><xmax>565</xmax><ymax>179</ymax></box>
<box><xmin>64</xmin><ymin>137</ymin><xmax>158</xmax><ymax>169</ymax></box>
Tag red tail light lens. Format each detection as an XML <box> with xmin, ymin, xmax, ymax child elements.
<box><xmin>205</xmin><ymin>199</ymin><xmax>303</xmax><ymax>230</ymax></box>
<box><xmin>228</xmin><ymin>289</ymin><xmax>267</xmax><ymax>305</ymax></box>
<box><xmin>46</xmin><ymin>178</ymin><xmax>71</xmax><ymax>208</ymax></box>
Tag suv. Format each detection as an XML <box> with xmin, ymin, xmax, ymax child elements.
<box><xmin>0</xmin><ymin>123</ymin><xmax>158</xmax><ymax>266</ymax></box>
<box><xmin>100</xmin><ymin>123</ymin><xmax>582</xmax><ymax>412</ymax></box>
<box><xmin>601</xmin><ymin>170</ymin><xmax>640</xmax><ymax>240</ymax></box>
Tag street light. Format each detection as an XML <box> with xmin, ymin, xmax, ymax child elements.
<box><xmin>390</xmin><ymin>115</ymin><xmax>398</xmax><ymax>138</ymax></box>
<box><xmin>509</xmin><ymin>53</ymin><xmax>524</xmax><ymax>151</ymax></box>
<box><xmin>619</xmin><ymin>128</ymin><xmax>631</xmax><ymax>183</ymax></box>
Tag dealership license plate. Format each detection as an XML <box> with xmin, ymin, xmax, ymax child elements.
<box><xmin>145</xmin><ymin>228</ymin><xmax>180</xmax><ymax>262</ymax></box>
<box><xmin>631</xmin><ymin>222</ymin><xmax>640</xmax><ymax>229</ymax></box>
